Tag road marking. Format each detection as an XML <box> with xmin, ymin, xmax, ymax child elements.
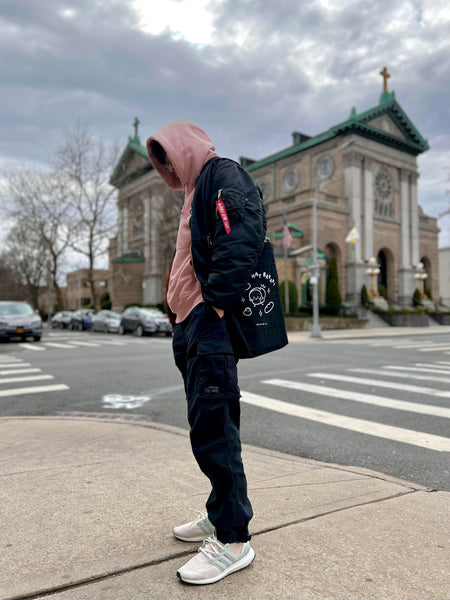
<box><xmin>68</xmin><ymin>341</ymin><xmax>101</xmax><ymax>347</ymax></box>
<box><xmin>102</xmin><ymin>393</ymin><xmax>151</xmax><ymax>409</ymax></box>
<box><xmin>435</xmin><ymin>361</ymin><xmax>450</xmax><ymax>366</ymax></box>
<box><xmin>0</xmin><ymin>357</ymin><xmax>25</xmax><ymax>364</ymax></box>
<box><xmin>307</xmin><ymin>372</ymin><xmax>450</xmax><ymax>399</ymax></box>
<box><xmin>0</xmin><ymin>374</ymin><xmax>54</xmax><ymax>384</ymax></box>
<box><xmin>0</xmin><ymin>363</ymin><xmax>32</xmax><ymax>369</ymax></box>
<box><xmin>240</xmin><ymin>391</ymin><xmax>450</xmax><ymax>452</ymax></box>
<box><xmin>0</xmin><ymin>384</ymin><xmax>69</xmax><ymax>397</ymax></box>
<box><xmin>20</xmin><ymin>344</ymin><xmax>46</xmax><ymax>351</ymax></box>
<box><xmin>43</xmin><ymin>342</ymin><xmax>76</xmax><ymax>349</ymax></box>
<box><xmin>385</xmin><ymin>365</ymin><xmax>450</xmax><ymax>375</ymax></box>
<box><xmin>0</xmin><ymin>368</ymin><xmax>42</xmax><ymax>376</ymax></box>
<box><xmin>98</xmin><ymin>340</ymin><xmax>127</xmax><ymax>345</ymax></box>
<box><xmin>351</xmin><ymin>368</ymin><xmax>450</xmax><ymax>385</ymax></box>
<box><xmin>418</xmin><ymin>345</ymin><xmax>450</xmax><ymax>352</ymax></box>
<box><xmin>262</xmin><ymin>378</ymin><xmax>450</xmax><ymax>419</ymax></box>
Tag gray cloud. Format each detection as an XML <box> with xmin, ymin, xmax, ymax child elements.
<box><xmin>0</xmin><ymin>0</ymin><xmax>449</xmax><ymax>244</ymax></box>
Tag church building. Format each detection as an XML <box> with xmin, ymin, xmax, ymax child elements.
<box><xmin>108</xmin><ymin>71</ymin><xmax>439</xmax><ymax>310</ymax></box>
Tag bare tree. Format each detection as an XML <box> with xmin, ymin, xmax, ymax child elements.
<box><xmin>0</xmin><ymin>168</ymin><xmax>76</xmax><ymax>310</ymax></box>
<box><xmin>0</xmin><ymin>254</ymin><xmax>26</xmax><ymax>301</ymax></box>
<box><xmin>3</xmin><ymin>223</ymin><xmax>47</xmax><ymax>309</ymax></box>
<box><xmin>52</xmin><ymin>126</ymin><xmax>119</xmax><ymax>308</ymax></box>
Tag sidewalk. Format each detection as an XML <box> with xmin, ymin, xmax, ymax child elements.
<box><xmin>1</xmin><ymin>416</ymin><xmax>448</xmax><ymax>600</ymax></box>
<box><xmin>287</xmin><ymin>324</ymin><xmax>450</xmax><ymax>342</ymax></box>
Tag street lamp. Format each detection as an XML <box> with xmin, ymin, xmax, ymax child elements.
<box><xmin>366</xmin><ymin>257</ymin><xmax>380</xmax><ymax>297</ymax></box>
<box><xmin>414</xmin><ymin>262</ymin><xmax>428</xmax><ymax>299</ymax></box>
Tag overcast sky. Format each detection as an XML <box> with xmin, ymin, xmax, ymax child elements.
<box><xmin>1</xmin><ymin>0</ymin><xmax>450</xmax><ymax>247</ymax></box>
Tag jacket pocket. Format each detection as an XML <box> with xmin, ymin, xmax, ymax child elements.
<box><xmin>217</xmin><ymin>189</ymin><xmax>247</xmax><ymax>224</ymax></box>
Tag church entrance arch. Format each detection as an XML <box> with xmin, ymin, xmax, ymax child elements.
<box><xmin>377</xmin><ymin>248</ymin><xmax>394</xmax><ymax>301</ymax></box>
<box><xmin>324</xmin><ymin>243</ymin><xmax>343</xmax><ymax>301</ymax></box>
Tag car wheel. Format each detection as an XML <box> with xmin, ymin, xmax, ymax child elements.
<box><xmin>33</xmin><ymin>336</ymin><xmax>41</xmax><ymax>342</ymax></box>
<box><xmin>118</xmin><ymin>324</ymin><xmax>125</xmax><ymax>335</ymax></box>
<box><xmin>136</xmin><ymin>325</ymin><xmax>144</xmax><ymax>337</ymax></box>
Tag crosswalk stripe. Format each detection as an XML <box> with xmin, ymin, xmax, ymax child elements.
<box><xmin>307</xmin><ymin>372</ymin><xmax>450</xmax><ymax>399</ymax></box>
<box><xmin>0</xmin><ymin>374</ymin><xmax>54</xmax><ymax>384</ymax></box>
<box><xmin>415</xmin><ymin>362</ymin><xmax>450</xmax><ymax>370</ymax></box>
<box><xmin>0</xmin><ymin>363</ymin><xmax>32</xmax><ymax>370</ymax></box>
<box><xmin>68</xmin><ymin>341</ymin><xmax>101</xmax><ymax>347</ymax></box>
<box><xmin>43</xmin><ymin>342</ymin><xmax>76</xmax><ymax>349</ymax></box>
<box><xmin>0</xmin><ymin>384</ymin><xmax>69</xmax><ymax>397</ymax></box>
<box><xmin>435</xmin><ymin>361</ymin><xmax>450</xmax><ymax>366</ymax></box>
<box><xmin>351</xmin><ymin>368</ymin><xmax>450</xmax><ymax>385</ymax></box>
<box><xmin>418</xmin><ymin>345</ymin><xmax>450</xmax><ymax>352</ymax></box>
<box><xmin>0</xmin><ymin>368</ymin><xmax>42</xmax><ymax>376</ymax></box>
<box><xmin>241</xmin><ymin>391</ymin><xmax>450</xmax><ymax>452</ymax></box>
<box><xmin>0</xmin><ymin>358</ymin><xmax>25</xmax><ymax>363</ymax></box>
<box><xmin>98</xmin><ymin>340</ymin><xmax>127</xmax><ymax>345</ymax></box>
<box><xmin>20</xmin><ymin>344</ymin><xmax>46</xmax><ymax>351</ymax></box>
<box><xmin>262</xmin><ymin>378</ymin><xmax>450</xmax><ymax>419</ymax></box>
<box><xmin>386</xmin><ymin>365</ymin><xmax>450</xmax><ymax>375</ymax></box>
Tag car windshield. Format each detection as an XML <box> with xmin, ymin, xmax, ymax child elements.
<box><xmin>106</xmin><ymin>311</ymin><xmax>120</xmax><ymax>318</ymax></box>
<box><xmin>0</xmin><ymin>303</ymin><xmax>34</xmax><ymax>317</ymax></box>
<box><xmin>141</xmin><ymin>308</ymin><xmax>165</xmax><ymax>318</ymax></box>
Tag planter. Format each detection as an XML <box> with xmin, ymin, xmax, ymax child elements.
<box><xmin>381</xmin><ymin>312</ymin><xmax>429</xmax><ymax>327</ymax></box>
<box><xmin>284</xmin><ymin>316</ymin><xmax>369</xmax><ymax>331</ymax></box>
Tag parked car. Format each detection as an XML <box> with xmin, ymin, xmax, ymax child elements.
<box><xmin>0</xmin><ymin>301</ymin><xmax>42</xmax><ymax>342</ymax></box>
<box><xmin>119</xmin><ymin>306</ymin><xmax>172</xmax><ymax>337</ymax></box>
<box><xmin>91</xmin><ymin>310</ymin><xmax>121</xmax><ymax>333</ymax></box>
<box><xmin>51</xmin><ymin>311</ymin><xmax>73</xmax><ymax>329</ymax></box>
<box><xmin>70</xmin><ymin>309</ymin><xmax>96</xmax><ymax>331</ymax></box>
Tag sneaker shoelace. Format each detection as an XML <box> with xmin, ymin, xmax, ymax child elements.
<box><xmin>199</xmin><ymin>537</ymin><xmax>226</xmax><ymax>561</ymax></box>
<box><xmin>188</xmin><ymin>508</ymin><xmax>208</xmax><ymax>525</ymax></box>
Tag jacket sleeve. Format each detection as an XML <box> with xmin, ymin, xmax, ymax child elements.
<box><xmin>200</xmin><ymin>160</ymin><xmax>266</xmax><ymax>310</ymax></box>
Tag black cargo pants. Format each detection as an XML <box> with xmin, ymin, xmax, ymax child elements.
<box><xmin>172</xmin><ymin>302</ymin><xmax>253</xmax><ymax>543</ymax></box>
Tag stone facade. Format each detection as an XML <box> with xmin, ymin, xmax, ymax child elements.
<box><xmin>108</xmin><ymin>87</ymin><xmax>439</xmax><ymax>311</ymax></box>
<box><xmin>439</xmin><ymin>248</ymin><xmax>450</xmax><ymax>307</ymax></box>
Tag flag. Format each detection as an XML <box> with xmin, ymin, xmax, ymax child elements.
<box><xmin>345</xmin><ymin>226</ymin><xmax>360</xmax><ymax>244</ymax></box>
<box><xmin>283</xmin><ymin>219</ymin><xmax>293</xmax><ymax>248</ymax></box>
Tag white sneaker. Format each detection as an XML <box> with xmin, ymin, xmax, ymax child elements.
<box><xmin>177</xmin><ymin>536</ymin><xmax>255</xmax><ymax>585</ymax></box>
<box><xmin>173</xmin><ymin>510</ymin><xmax>215</xmax><ymax>542</ymax></box>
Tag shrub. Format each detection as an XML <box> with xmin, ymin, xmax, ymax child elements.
<box><xmin>425</xmin><ymin>288</ymin><xmax>433</xmax><ymax>300</ymax></box>
<box><xmin>280</xmin><ymin>280</ymin><xmax>298</xmax><ymax>315</ymax></box>
<box><xmin>100</xmin><ymin>292</ymin><xmax>112</xmax><ymax>310</ymax></box>
<box><xmin>412</xmin><ymin>288</ymin><xmax>421</xmax><ymax>306</ymax></box>
<box><xmin>379</xmin><ymin>284</ymin><xmax>387</xmax><ymax>300</ymax></box>
<box><xmin>360</xmin><ymin>284</ymin><xmax>369</xmax><ymax>308</ymax></box>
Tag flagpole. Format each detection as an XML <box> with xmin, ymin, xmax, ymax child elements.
<box><xmin>283</xmin><ymin>204</ymin><xmax>289</xmax><ymax>315</ymax></box>
<box><xmin>311</xmin><ymin>183</ymin><xmax>321</xmax><ymax>338</ymax></box>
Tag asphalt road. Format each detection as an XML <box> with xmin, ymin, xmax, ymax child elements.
<box><xmin>1</xmin><ymin>327</ymin><xmax>449</xmax><ymax>491</ymax></box>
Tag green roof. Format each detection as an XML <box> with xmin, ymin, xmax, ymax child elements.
<box><xmin>245</xmin><ymin>90</ymin><xmax>428</xmax><ymax>173</ymax></box>
<box><xmin>110</xmin><ymin>135</ymin><xmax>151</xmax><ymax>187</ymax></box>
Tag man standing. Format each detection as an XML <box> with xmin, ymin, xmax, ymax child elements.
<box><xmin>147</xmin><ymin>120</ymin><xmax>266</xmax><ymax>585</ymax></box>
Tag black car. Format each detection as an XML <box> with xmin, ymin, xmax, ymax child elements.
<box><xmin>119</xmin><ymin>307</ymin><xmax>172</xmax><ymax>337</ymax></box>
<box><xmin>0</xmin><ymin>301</ymin><xmax>42</xmax><ymax>342</ymax></box>
<box><xmin>69</xmin><ymin>309</ymin><xmax>96</xmax><ymax>331</ymax></box>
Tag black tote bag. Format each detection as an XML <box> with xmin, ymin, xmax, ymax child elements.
<box><xmin>226</xmin><ymin>240</ymin><xmax>288</xmax><ymax>359</ymax></box>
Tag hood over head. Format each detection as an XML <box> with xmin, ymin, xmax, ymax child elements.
<box><xmin>146</xmin><ymin>120</ymin><xmax>217</xmax><ymax>192</ymax></box>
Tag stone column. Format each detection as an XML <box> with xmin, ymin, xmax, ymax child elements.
<box><xmin>398</xmin><ymin>169</ymin><xmax>414</xmax><ymax>304</ymax></box>
<box><xmin>363</xmin><ymin>157</ymin><xmax>373</xmax><ymax>261</ymax></box>
<box><xmin>117</xmin><ymin>207</ymin><xmax>123</xmax><ymax>256</ymax></box>
<box><xmin>410</xmin><ymin>172</ymin><xmax>419</xmax><ymax>267</ymax></box>
<box><xmin>142</xmin><ymin>194</ymin><xmax>164</xmax><ymax>304</ymax></box>
<box><xmin>123</xmin><ymin>205</ymin><xmax>129</xmax><ymax>253</ymax></box>
<box><xmin>143</xmin><ymin>196</ymin><xmax>150</xmax><ymax>266</ymax></box>
<box><xmin>344</xmin><ymin>152</ymin><xmax>363</xmax><ymax>304</ymax></box>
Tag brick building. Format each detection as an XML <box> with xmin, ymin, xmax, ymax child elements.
<box><xmin>108</xmin><ymin>76</ymin><xmax>439</xmax><ymax>310</ymax></box>
<box><xmin>66</xmin><ymin>269</ymin><xmax>110</xmax><ymax>310</ymax></box>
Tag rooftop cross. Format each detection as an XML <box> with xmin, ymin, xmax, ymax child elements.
<box><xmin>380</xmin><ymin>66</ymin><xmax>390</xmax><ymax>92</ymax></box>
<box><xmin>133</xmin><ymin>117</ymin><xmax>140</xmax><ymax>137</ymax></box>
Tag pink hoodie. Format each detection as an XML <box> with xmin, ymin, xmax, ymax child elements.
<box><xmin>146</xmin><ymin>121</ymin><xmax>217</xmax><ymax>323</ymax></box>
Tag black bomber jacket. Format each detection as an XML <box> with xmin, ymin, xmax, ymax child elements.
<box><xmin>190</xmin><ymin>157</ymin><xmax>267</xmax><ymax>311</ymax></box>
